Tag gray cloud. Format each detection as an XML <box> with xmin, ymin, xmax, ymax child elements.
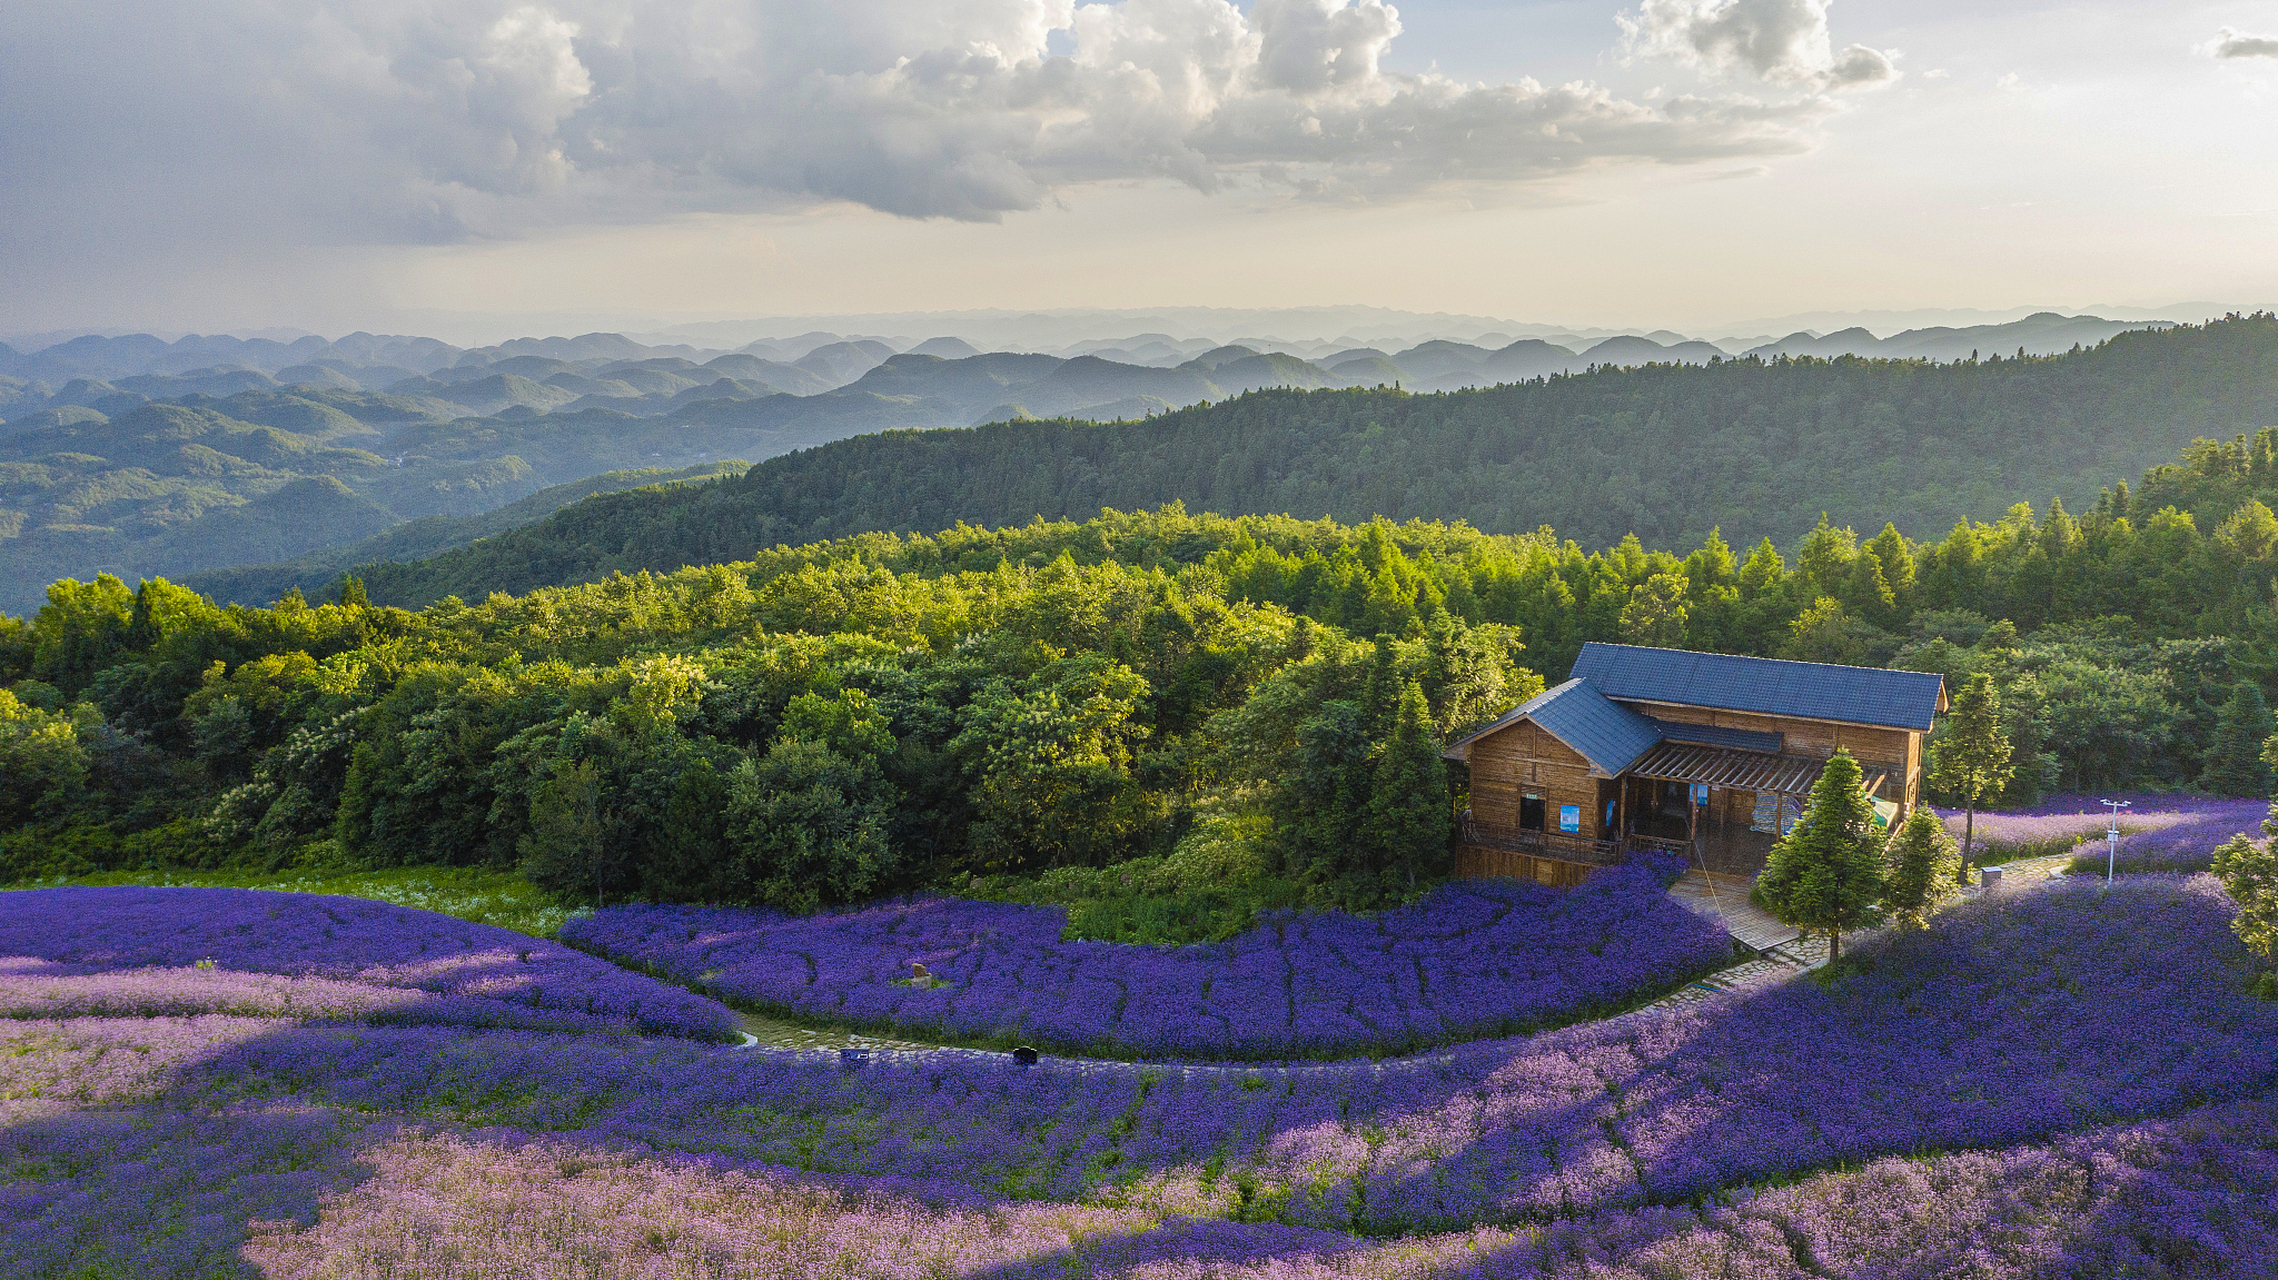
<box><xmin>1618</xmin><ymin>0</ymin><xmax>1898</xmax><ymax>91</ymax></box>
<box><xmin>0</xmin><ymin>0</ymin><xmax>1860</xmax><ymax>261</ymax></box>
<box><xmin>2214</xmin><ymin>27</ymin><xmax>2278</xmax><ymax>59</ymax></box>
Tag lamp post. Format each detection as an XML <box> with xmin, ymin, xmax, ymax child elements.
<box><xmin>2099</xmin><ymin>798</ymin><xmax>2131</xmax><ymax>887</ymax></box>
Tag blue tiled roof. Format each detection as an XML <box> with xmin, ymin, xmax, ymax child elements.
<box><xmin>1645</xmin><ymin>716</ymin><xmax>1784</xmax><ymax>754</ymax></box>
<box><xmin>1571</xmin><ymin>643</ymin><xmax>1945</xmax><ymax>732</ymax></box>
<box><xmin>1450</xmin><ymin>677</ymin><xmax>1664</xmax><ymax>775</ymax></box>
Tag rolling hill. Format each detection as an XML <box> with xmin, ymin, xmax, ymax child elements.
<box><xmin>324</xmin><ymin>315</ymin><xmax>2278</xmax><ymax>609</ymax></box>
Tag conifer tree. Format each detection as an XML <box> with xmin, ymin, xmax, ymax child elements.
<box><xmin>1737</xmin><ymin>537</ymin><xmax>1786</xmax><ymax>598</ymax></box>
<box><xmin>1929</xmin><ymin>671</ymin><xmax>2014</xmax><ymax>884</ymax></box>
<box><xmin>1882</xmin><ymin>806</ymin><xmax>1961</xmax><ymax>929</ymax></box>
<box><xmin>1864</xmin><ymin>522</ymin><xmax>1916</xmax><ymax>596</ymax></box>
<box><xmin>1364</xmin><ymin>679</ymin><xmax>1451</xmax><ymax>902</ymax></box>
<box><xmin>1749</xmin><ymin>747</ymin><xmax>1895</xmax><ymax>956</ymax></box>
<box><xmin>2200</xmin><ymin>683</ymin><xmax>2276</xmax><ymax>797</ymax></box>
<box><xmin>1752</xmin><ymin>752</ymin><xmax>1885</xmax><ymax>961</ymax></box>
<box><xmin>1360</xmin><ymin>634</ymin><xmax>1399</xmax><ymax>737</ymax></box>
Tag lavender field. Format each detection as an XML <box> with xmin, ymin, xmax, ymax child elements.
<box><xmin>1944</xmin><ymin>794</ymin><xmax>2266</xmax><ymax>872</ymax></box>
<box><xmin>0</xmin><ymin>886</ymin><xmax>741</xmax><ymax>1041</ymax></box>
<box><xmin>4</xmin><ymin>872</ymin><xmax>2277</xmax><ymax>1274</ymax></box>
<box><xmin>559</xmin><ymin>854</ymin><xmax>1734</xmax><ymax>1059</ymax></box>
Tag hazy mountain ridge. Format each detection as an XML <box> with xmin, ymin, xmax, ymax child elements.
<box><xmin>0</xmin><ymin>310</ymin><xmax>2200</xmax><ymax>613</ymax></box>
<box><xmin>315</xmin><ymin>315</ymin><xmax>2278</xmax><ymax>610</ymax></box>
<box><xmin>178</xmin><ymin>461</ymin><xmax>745</xmax><ymax>607</ymax></box>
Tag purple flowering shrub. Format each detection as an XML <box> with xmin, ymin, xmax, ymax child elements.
<box><xmin>560</xmin><ymin>854</ymin><xmax>1732</xmax><ymax>1059</ymax></box>
<box><xmin>94</xmin><ymin>874</ymin><xmax>2272</xmax><ymax>1234</ymax></box>
<box><xmin>0</xmin><ymin>886</ymin><xmax>740</xmax><ymax>1041</ymax></box>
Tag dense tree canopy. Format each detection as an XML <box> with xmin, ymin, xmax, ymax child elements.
<box><xmin>12</xmin><ymin>405</ymin><xmax>2278</xmax><ymax>916</ymax></box>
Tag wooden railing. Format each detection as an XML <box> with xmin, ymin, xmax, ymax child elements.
<box><xmin>1624</xmin><ymin>834</ymin><xmax>1694</xmax><ymax>858</ymax></box>
<box><xmin>1456</xmin><ymin>816</ymin><xmax>1626</xmax><ymax>867</ymax></box>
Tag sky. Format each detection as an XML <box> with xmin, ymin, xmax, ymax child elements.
<box><xmin>2</xmin><ymin>0</ymin><xmax>2274</xmax><ymax>341</ymax></box>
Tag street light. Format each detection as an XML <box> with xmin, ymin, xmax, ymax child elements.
<box><xmin>2099</xmin><ymin>798</ymin><xmax>2131</xmax><ymax>886</ymax></box>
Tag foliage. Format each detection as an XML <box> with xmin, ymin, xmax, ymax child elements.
<box><xmin>1881</xmin><ymin>806</ymin><xmax>1961</xmax><ymax>928</ymax></box>
<box><xmin>1927</xmin><ymin>670</ymin><xmax>2014</xmax><ymax>877</ymax></box>
<box><xmin>27</xmin><ymin>411</ymin><xmax>2278</xmax><ymax>910</ymax></box>
<box><xmin>1753</xmin><ymin>752</ymin><xmax>1887</xmax><ymax>958</ymax></box>
<box><xmin>2201</xmin><ymin>682</ymin><xmax>2276</xmax><ymax>796</ymax></box>
<box><xmin>2214</xmin><ymin>829</ymin><xmax>2278</xmax><ymax>967</ymax></box>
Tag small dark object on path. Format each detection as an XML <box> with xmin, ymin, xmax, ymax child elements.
<box><xmin>1011</xmin><ymin>1046</ymin><xmax>1040</xmax><ymax>1066</ymax></box>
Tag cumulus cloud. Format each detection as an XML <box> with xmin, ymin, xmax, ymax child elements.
<box><xmin>0</xmin><ymin>0</ymin><xmax>1862</xmax><ymax>255</ymax></box>
<box><xmin>2213</xmin><ymin>27</ymin><xmax>2278</xmax><ymax>59</ymax></box>
<box><xmin>1618</xmin><ymin>0</ymin><xmax>1898</xmax><ymax>91</ymax></box>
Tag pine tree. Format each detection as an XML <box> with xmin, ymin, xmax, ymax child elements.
<box><xmin>1928</xmin><ymin>671</ymin><xmax>2013</xmax><ymax>884</ymax></box>
<box><xmin>1863</xmin><ymin>522</ymin><xmax>1916</xmax><ymax>597</ymax></box>
<box><xmin>1882</xmin><ymin>806</ymin><xmax>1961</xmax><ymax>929</ymax></box>
<box><xmin>1363</xmin><ymin>680</ymin><xmax>1451</xmax><ymax>903</ymax></box>
<box><xmin>1752</xmin><ymin>752</ymin><xmax>1885</xmax><ymax>961</ymax></box>
<box><xmin>2200</xmin><ymin>683</ymin><xmax>2275</xmax><ymax>797</ymax></box>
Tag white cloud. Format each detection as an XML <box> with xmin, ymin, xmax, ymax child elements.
<box><xmin>1618</xmin><ymin>0</ymin><xmax>1898</xmax><ymax>91</ymax></box>
<box><xmin>0</xmin><ymin>0</ymin><xmax>1863</xmax><ymax>261</ymax></box>
<box><xmin>2213</xmin><ymin>27</ymin><xmax>2278</xmax><ymax>59</ymax></box>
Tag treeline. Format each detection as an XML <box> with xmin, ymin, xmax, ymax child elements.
<box><xmin>0</xmin><ymin>535</ymin><xmax>1533</xmax><ymax>916</ymax></box>
<box><xmin>340</xmin><ymin>314</ymin><xmax>2278</xmax><ymax>607</ymax></box>
<box><xmin>16</xmin><ymin>418</ymin><xmax>2278</xmax><ymax>912</ymax></box>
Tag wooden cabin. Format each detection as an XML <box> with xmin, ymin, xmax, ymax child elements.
<box><xmin>1443</xmin><ymin>643</ymin><xmax>1947</xmax><ymax>886</ymax></box>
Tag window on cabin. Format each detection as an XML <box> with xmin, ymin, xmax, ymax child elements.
<box><xmin>1521</xmin><ymin>794</ymin><xmax>1544</xmax><ymax>831</ymax></box>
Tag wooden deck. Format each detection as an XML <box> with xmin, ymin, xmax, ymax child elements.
<box><xmin>1669</xmin><ymin>868</ymin><xmax>1803</xmax><ymax>953</ymax></box>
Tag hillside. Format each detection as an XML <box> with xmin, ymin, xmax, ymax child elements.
<box><xmin>179</xmin><ymin>461</ymin><xmax>745</xmax><ymax>606</ymax></box>
<box><xmin>340</xmin><ymin>315</ymin><xmax>2278</xmax><ymax>608</ymax></box>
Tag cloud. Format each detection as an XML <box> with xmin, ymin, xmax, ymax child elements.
<box><xmin>0</xmin><ymin>0</ymin><xmax>1859</xmax><ymax>259</ymax></box>
<box><xmin>2213</xmin><ymin>27</ymin><xmax>2278</xmax><ymax>59</ymax></box>
<box><xmin>1618</xmin><ymin>0</ymin><xmax>1898</xmax><ymax>91</ymax></box>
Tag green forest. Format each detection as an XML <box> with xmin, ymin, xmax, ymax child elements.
<box><xmin>336</xmin><ymin>314</ymin><xmax>2278</xmax><ymax>607</ymax></box>
<box><xmin>12</xmin><ymin>396</ymin><xmax>2278</xmax><ymax>929</ymax></box>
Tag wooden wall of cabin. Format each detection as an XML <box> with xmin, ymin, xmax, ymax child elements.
<box><xmin>1463</xmin><ymin>721</ymin><xmax>1610</xmax><ymax>840</ymax></box>
<box><xmin>1454</xmin><ymin>844</ymin><xmax>1596</xmax><ymax>888</ymax></box>
<box><xmin>1617</xmin><ymin>701</ymin><xmax>1923</xmax><ymax>807</ymax></box>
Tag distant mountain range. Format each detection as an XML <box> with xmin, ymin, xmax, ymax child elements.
<box><xmin>0</xmin><ymin>311</ymin><xmax>2193</xmax><ymax>613</ymax></box>
<box><xmin>195</xmin><ymin>315</ymin><xmax>2278</xmax><ymax>613</ymax></box>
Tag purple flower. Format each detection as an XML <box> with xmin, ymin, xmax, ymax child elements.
<box><xmin>561</xmin><ymin>854</ymin><xmax>1731</xmax><ymax>1060</ymax></box>
<box><xmin>0</xmin><ymin>886</ymin><xmax>740</xmax><ymax>1041</ymax></box>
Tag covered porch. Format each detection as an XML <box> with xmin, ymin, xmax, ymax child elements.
<box><xmin>1618</xmin><ymin>741</ymin><xmax>1844</xmax><ymax>880</ymax></box>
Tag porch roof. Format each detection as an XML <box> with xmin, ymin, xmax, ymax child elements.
<box><xmin>1625</xmin><ymin>741</ymin><xmax>1828</xmax><ymax>796</ymax></box>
